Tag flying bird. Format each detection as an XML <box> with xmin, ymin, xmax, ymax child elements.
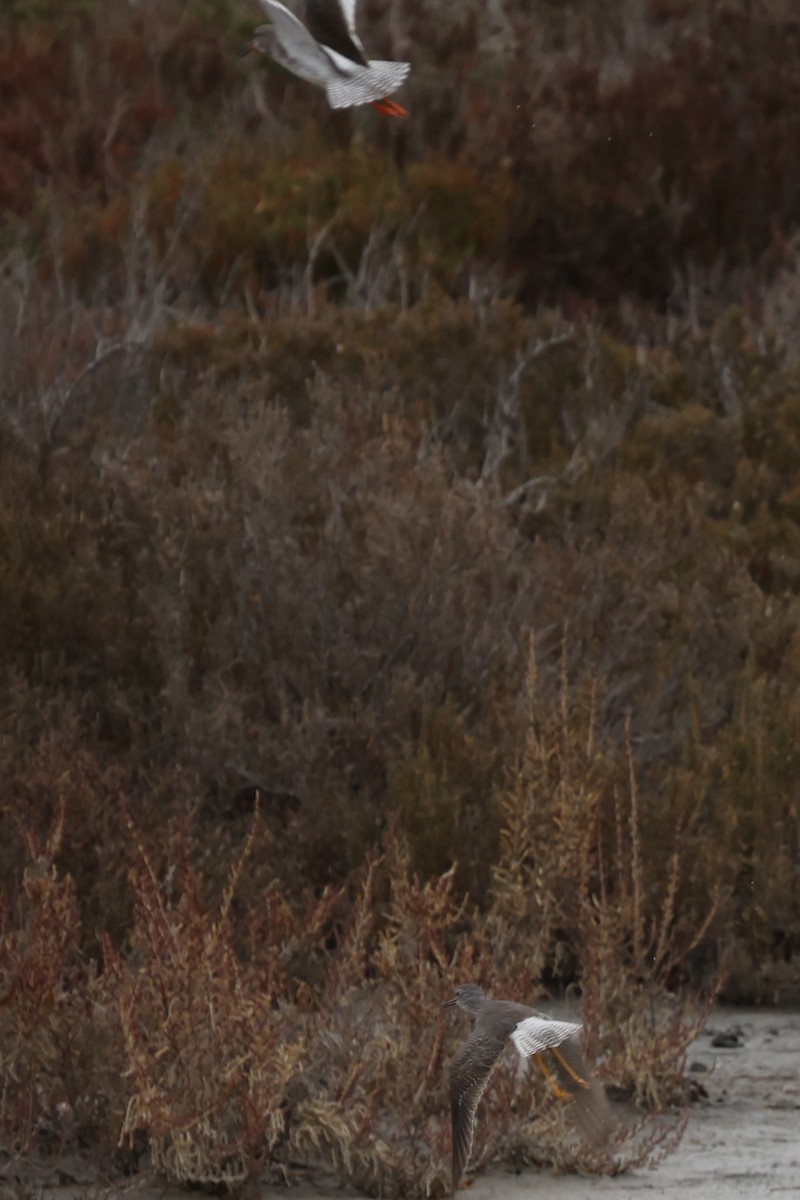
<box><xmin>240</xmin><ymin>0</ymin><xmax>410</xmax><ymax>117</ymax></box>
<box><xmin>442</xmin><ymin>983</ymin><xmax>614</xmax><ymax>1192</ymax></box>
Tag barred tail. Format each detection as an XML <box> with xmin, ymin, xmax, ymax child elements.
<box><xmin>326</xmin><ymin>59</ymin><xmax>410</xmax><ymax>109</ymax></box>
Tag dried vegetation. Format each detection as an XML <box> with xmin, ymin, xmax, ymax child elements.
<box><xmin>1</xmin><ymin>0</ymin><xmax>800</xmax><ymax>1192</ymax></box>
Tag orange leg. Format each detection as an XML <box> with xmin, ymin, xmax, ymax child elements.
<box><xmin>535</xmin><ymin>1054</ymin><xmax>572</xmax><ymax>1102</ymax></box>
<box><xmin>550</xmin><ymin>1047</ymin><xmax>591</xmax><ymax>1090</ymax></box>
<box><xmin>370</xmin><ymin>97</ymin><xmax>409</xmax><ymax>118</ymax></box>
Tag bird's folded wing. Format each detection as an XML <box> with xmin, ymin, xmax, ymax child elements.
<box><xmin>510</xmin><ymin>1016</ymin><xmax>583</xmax><ymax>1057</ymax></box>
<box><xmin>325</xmin><ymin>59</ymin><xmax>410</xmax><ymax>108</ymax></box>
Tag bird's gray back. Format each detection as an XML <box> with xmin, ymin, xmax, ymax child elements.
<box><xmin>474</xmin><ymin>998</ymin><xmax>536</xmax><ymax>1040</ymax></box>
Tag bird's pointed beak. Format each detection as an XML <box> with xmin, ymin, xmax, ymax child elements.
<box><xmin>370</xmin><ymin>97</ymin><xmax>409</xmax><ymax>118</ymax></box>
<box><xmin>441</xmin><ymin>996</ymin><xmax>457</xmax><ymax>1008</ymax></box>
<box><xmin>238</xmin><ymin>40</ymin><xmax>257</xmax><ymax>57</ymax></box>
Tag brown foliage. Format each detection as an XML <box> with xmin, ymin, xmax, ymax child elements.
<box><xmin>109</xmin><ymin>806</ymin><xmax>311</xmax><ymax>1184</ymax></box>
<box><xmin>1</xmin><ymin>0</ymin><xmax>800</xmax><ymax>1190</ymax></box>
<box><xmin>0</xmin><ymin>802</ymin><xmax>105</xmax><ymax>1153</ymax></box>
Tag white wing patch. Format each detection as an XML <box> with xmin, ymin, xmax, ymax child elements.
<box><xmin>510</xmin><ymin>1016</ymin><xmax>583</xmax><ymax>1058</ymax></box>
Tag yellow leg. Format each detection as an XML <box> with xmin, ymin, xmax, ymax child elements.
<box><xmin>535</xmin><ymin>1054</ymin><xmax>572</xmax><ymax>1101</ymax></box>
<box><xmin>550</xmin><ymin>1046</ymin><xmax>591</xmax><ymax>1090</ymax></box>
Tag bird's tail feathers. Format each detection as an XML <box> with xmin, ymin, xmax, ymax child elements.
<box><xmin>326</xmin><ymin>59</ymin><xmax>410</xmax><ymax>109</ymax></box>
<box><xmin>550</xmin><ymin>1041</ymin><xmax>615</xmax><ymax>1146</ymax></box>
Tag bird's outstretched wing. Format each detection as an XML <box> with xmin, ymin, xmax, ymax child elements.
<box><xmin>256</xmin><ymin>0</ymin><xmax>333</xmax><ymax>80</ymax></box>
<box><xmin>305</xmin><ymin>0</ymin><xmax>368</xmax><ymax>65</ymax></box>
<box><xmin>450</xmin><ymin>1031</ymin><xmax>506</xmax><ymax>1191</ymax></box>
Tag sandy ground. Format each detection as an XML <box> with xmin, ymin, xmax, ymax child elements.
<box><xmin>9</xmin><ymin>1007</ymin><xmax>800</xmax><ymax>1200</ymax></box>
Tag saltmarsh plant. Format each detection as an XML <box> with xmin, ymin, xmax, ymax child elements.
<box><xmin>0</xmin><ymin>0</ymin><xmax>232</xmax><ymax>222</ymax></box>
<box><xmin>103</xmin><ymin>820</ymin><xmax>704</xmax><ymax>1195</ymax></box>
<box><xmin>674</xmin><ymin>664</ymin><xmax>800</xmax><ymax>1003</ymax></box>
<box><xmin>46</xmin><ymin>138</ymin><xmax>519</xmax><ymax>309</ymax></box>
<box><xmin>488</xmin><ymin>640</ymin><xmax>722</xmax><ymax>1114</ymax></box>
<box><xmin>0</xmin><ymin>792</ymin><xmax>716</xmax><ymax>1194</ymax></box>
<box><xmin>3</xmin><ymin>288</ymin><xmax>800</xmax><ymax>978</ymax></box>
<box><xmin>3</xmin><ymin>6</ymin><xmax>800</xmax><ymax>1191</ymax></box>
<box><xmin>6</xmin><ymin>0</ymin><xmax>800</xmax><ymax>308</ymax></box>
<box><xmin>109</xmin><ymin>803</ymin><xmax>315</xmax><ymax>1185</ymax></box>
<box><xmin>0</xmin><ymin>800</ymin><xmax>103</xmax><ymax>1153</ymax></box>
<box><xmin>289</xmin><ymin>852</ymin><xmax>466</xmax><ymax>1197</ymax></box>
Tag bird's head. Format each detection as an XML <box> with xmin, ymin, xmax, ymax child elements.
<box><xmin>238</xmin><ymin>24</ymin><xmax>276</xmax><ymax>56</ymax></box>
<box><xmin>442</xmin><ymin>982</ymin><xmax>487</xmax><ymax>1015</ymax></box>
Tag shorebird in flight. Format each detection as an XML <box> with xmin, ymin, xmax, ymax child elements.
<box><xmin>240</xmin><ymin>0</ymin><xmax>410</xmax><ymax>117</ymax></box>
<box><xmin>443</xmin><ymin>983</ymin><xmax>614</xmax><ymax>1191</ymax></box>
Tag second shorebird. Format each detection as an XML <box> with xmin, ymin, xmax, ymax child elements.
<box><xmin>240</xmin><ymin>0</ymin><xmax>410</xmax><ymax>117</ymax></box>
<box><xmin>442</xmin><ymin>983</ymin><xmax>614</xmax><ymax>1192</ymax></box>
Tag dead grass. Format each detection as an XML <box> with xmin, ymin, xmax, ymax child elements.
<box><xmin>0</xmin><ymin>799</ymin><xmax>714</xmax><ymax>1195</ymax></box>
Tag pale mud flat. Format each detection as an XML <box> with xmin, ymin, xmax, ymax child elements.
<box><xmin>16</xmin><ymin>1008</ymin><xmax>800</xmax><ymax>1200</ymax></box>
